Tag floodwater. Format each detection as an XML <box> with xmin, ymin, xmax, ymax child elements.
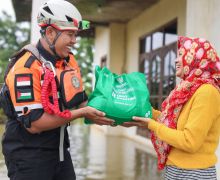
<box><xmin>0</xmin><ymin>123</ymin><xmax>163</xmax><ymax>180</ymax></box>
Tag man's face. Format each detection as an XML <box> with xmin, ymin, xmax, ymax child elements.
<box><xmin>54</xmin><ymin>30</ymin><xmax>77</xmax><ymax>58</ymax></box>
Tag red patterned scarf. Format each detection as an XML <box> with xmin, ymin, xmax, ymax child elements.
<box><xmin>151</xmin><ymin>36</ymin><xmax>220</xmax><ymax>170</ymax></box>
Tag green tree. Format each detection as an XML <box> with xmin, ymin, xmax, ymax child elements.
<box><xmin>73</xmin><ymin>37</ymin><xmax>94</xmax><ymax>95</ymax></box>
<box><xmin>0</xmin><ymin>12</ymin><xmax>30</xmax><ymax>83</ymax></box>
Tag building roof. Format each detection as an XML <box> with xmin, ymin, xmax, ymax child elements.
<box><xmin>12</xmin><ymin>0</ymin><xmax>159</xmax><ymax>24</ymax></box>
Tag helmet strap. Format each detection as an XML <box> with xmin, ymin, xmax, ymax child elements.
<box><xmin>43</xmin><ymin>30</ymin><xmax>62</xmax><ymax>59</ymax></box>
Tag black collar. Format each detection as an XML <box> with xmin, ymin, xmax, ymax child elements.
<box><xmin>36</xmin><ymin>41</ymin><xmax>71</xmax><ymax>65</ymax></box>
<box><xmin>36</xmin><ymin>40</ymin><xmax>59</xmax><ymax>66</ymax></box>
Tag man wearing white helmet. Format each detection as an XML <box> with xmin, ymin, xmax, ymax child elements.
<box><xmin>1</xmin><ymin>0</ymin><xmax>114</xmax><ymax>179</ymax></box>
<box><xmin>37</xmin><ymin>0</ymin><xmax>89</xmax><ymax>58</ymax></box>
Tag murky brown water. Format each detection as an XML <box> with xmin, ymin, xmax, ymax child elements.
<box><xmin>0</xmin><ymin>123</ymin><xmax>163</xmax><ymax>180</ymax></box>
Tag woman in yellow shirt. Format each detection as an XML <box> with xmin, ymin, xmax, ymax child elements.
<box><xmin>123</xmin><ymin>36</ymin><xmax>220</xmax><ymax>180</ymax></box>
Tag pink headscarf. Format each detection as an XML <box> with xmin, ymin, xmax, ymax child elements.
<box><xmin>151</xmin><ymin>36</ymin><xmax>220</xmax><ymax>170</ymax></box>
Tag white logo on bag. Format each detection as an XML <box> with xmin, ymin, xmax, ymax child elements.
<box><xmin>104</xmin><ymin>73</ymin><xmax>109</xmax><ymax>77</ymax></box>
<box><xmin>71</xmin><ymin>76</ymin><xmax>80</xmax><ymax>88</ymax></box>
<box><xmin>145</xmin><ymin>111</ymin><xmax>151</xmax><ymax>118</ymax></box>
<box><xmin>117</xmin><ymin>77</ymin><xmax>123</xmax><ymax>84</ymax></box>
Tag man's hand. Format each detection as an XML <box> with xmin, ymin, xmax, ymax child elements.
<box><xmin>83</xmin><ymin>106</ymin><xmax>115</xmax><ymax>126</ymax></box>
<box><xmin>121</xmin><ymin>116</ymin><xmax>152</xmax><ymax>128</ymax></box>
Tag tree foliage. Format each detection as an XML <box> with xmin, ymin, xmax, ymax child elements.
<box><xmin>0</xmin><ymin>12</ymin><xmax>30</xmax><ymax>83</ymax></box>
<box><xmin>73</xmin><ymin>37</ymin><xmax>94</xmax><ymax>95</ymax></box>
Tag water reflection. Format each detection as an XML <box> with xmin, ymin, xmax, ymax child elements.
<box><xmin>69</xmin><ymin>123</ymin><xmax>163</xmax><ymax>180</ymax></box>
<box><xmin>0</xmin><ymin>123</ymin><xmax>163</xmax><ymax>180</ymax></box>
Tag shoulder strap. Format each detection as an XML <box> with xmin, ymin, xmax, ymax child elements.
<box><xmin>4</xmin><ymin>49</ymin><xmax>27</xmax><ymax>81</ymax></box>
<box><xmin>23</xmin><ymin>44</ymin><xmax>47</xmax><ymax>63</ymax></box>
<box><xmin>23</xmin><ymin>44</ymin><xmax>56</xmax><ymax>74</ymax></box>
<box><xmin>23</xmin><ymin>44</ymin><xmax>40</xmax><ymax>59</ymax></box>
<box><xmin>4</xmin><ymin>44</ymin><xmax>47</xmax><ymax>81</ymax></box>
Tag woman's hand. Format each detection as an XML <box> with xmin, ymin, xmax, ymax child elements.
<box><xmin>121</xmin><ymin>116</ymin><xmax>152</xmax><ymax>128</ymax></box>
<box><xmin>82</xmin><ymin>106</ymin><xmax>115</xmax><ymax>126</ymax></box>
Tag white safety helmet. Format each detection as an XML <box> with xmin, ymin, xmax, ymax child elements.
<box><xmin>37</xmin><ymin>0</ymin><xmax>88</xmax><ymax>31</ymax></box>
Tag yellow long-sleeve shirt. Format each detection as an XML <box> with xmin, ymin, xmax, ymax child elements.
<box><xmin>149</xmin><ymin>84</ymin><xmax>220</xmax><ymax>169</ymax></box>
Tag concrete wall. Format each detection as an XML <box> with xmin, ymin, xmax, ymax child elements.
<box><xmin>94</xmin><ymin>27</ymin><xmax>110</xmax><ymax>68</ymax></box>
<box><xmin>186</xmin><ymin>0</ymin><xmax>220</xmax><ymax>54</ymax></box>
<box><xmin>109</xmin><ymin>23</ymin><xmax>126</xmax><ymax>74</ymax></box>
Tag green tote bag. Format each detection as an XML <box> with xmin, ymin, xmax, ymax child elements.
<box><xmin>85</xmin><ymin>66</ymin><xmax>152</xmax><ymax>125</ymax></box>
